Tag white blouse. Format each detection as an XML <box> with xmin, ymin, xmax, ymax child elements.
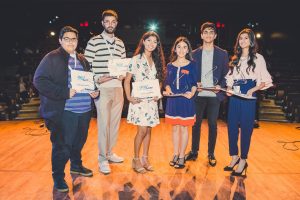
<box><xmin>225</xmin><ymin>53</ymin><xmax>273</xmax><ymax>90</ymax></box>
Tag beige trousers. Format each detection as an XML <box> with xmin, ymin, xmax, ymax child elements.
<box><xmin>94</xmin><ymin>87</ymin><xmax>124</xmax><ymax>162</ymax></box>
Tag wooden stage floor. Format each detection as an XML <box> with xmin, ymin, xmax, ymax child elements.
<box><xmin>0</xmin><ymin>118</ymin><xmax>300</xmax><ymax>200</ymax></box>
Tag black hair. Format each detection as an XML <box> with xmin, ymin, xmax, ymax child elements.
<box><xmin>229</xmin><ymin>28</ymin><xmax>258</xmax><ymax>75</ymax></box>
<box><xmin>59</xmin><ymin>26</ymin><xmax>78</xmax><ymax>40</ymax></box>
<box><xmin>200</xmin><ymin>22</ymin><xmax>216</xmax><ymax>33</ymax></box>
<box><xmin>169</xmin><ymin>36</ymin><xmax>193</xmax><ymax>62</ymax></box>
<box><xmin>134</xmin><ymin>31</ymin><xmax>166</xmax><ymax>82</ymax></box>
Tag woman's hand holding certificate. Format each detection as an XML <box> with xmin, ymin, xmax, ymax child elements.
<box><xmin>128</xmin><ymin>96</ymin><xmax>142</xmax><ymax>104</ymax></box>
<box><xmin>132</xmin><ymin>79</ymin><xmax>162</xmax><ymax>99</ymax></box>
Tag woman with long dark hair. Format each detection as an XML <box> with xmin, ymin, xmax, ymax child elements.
<box><xmin>124</xmin><ymin>31</ymin><xmax>165</xmax><ymax>173</ymax></box>
<box><xmin>224</xmin><ymin>28</ymin><xmax>272</xmax><ymax>176</ymax></box>
<box><xmin>163</xmin><ymin>37</ymin><xmax>197</xmax><ymax>169</ymax></box>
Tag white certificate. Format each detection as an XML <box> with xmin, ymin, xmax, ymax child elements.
<box><xmin>107</xmin><ymin>58</ymin><xmax>131</xmax><ymax>77</ymax></box>
<box><xmin>70</xmin><ymin>70</ymin><xmax>95</xmax><ymax>93</ymax></box>
<box><xmin>132</xmin><ymin>79</ymin><xmax>161</xmax><ymax>99</ymax></box>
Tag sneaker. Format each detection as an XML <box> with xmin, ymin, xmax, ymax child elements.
<box><xmin>54</xmin><ymin>179</ymin><xmax>69</xmax><ymax>192</ymax></box>
<box><xmin>208</xmin><ymin>155</ymin><xmax>217</xmax><ymax>167</ymax></box>
<box><xmin>99</xmin><ymin>160</ymin><xmax>111</xmax><ymax>174</ymax></box>
<box><xmin>70</xmin><ymin>165</ymin><xmax>93</xmax><ymax>177</ymax></box>
<box><xmin>108</xmin><ymin>153</ymin><xmax>124</xmax><ymax>163</ymax></box>
<box><xmin>184</xmin><ymin>151</ymin><xmax>198</xmax><ymax>161</ymax></box>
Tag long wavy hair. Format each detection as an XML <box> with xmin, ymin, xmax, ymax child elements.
<box><xmin>169</xmin><ymin>36</ymin><xmax>193</xmax><ymax>62</ymax></box>
<box><xmin>134</xmin><ymin>31</ymin><xmax>166</xmax><ymax>82</ymax></box>
<box><xmin>229</xmin><ymin>28</ymin><xmax>258</xmax><ymax>75</ymax></box>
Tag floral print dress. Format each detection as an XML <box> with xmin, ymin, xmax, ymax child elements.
<box><xmin>127</xmin><ymin>54</ymin><xmax>160</xmax><ymax>127</ymax></box>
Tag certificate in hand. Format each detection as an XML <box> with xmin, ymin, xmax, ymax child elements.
<box><xmin>70</xmin><ymin>70</ymin><xmax>95</xmax><ymax>93</ymax></box>
<box><xmin>132</xmin><ymin>79</ymin><xmax>162</xmax><ymax>99</ymax></box>
<box><xmin>107</xmin><ymin>58</ymin><xmax>131</xmax><ymax>77</ymax></box>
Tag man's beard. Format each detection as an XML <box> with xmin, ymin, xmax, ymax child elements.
<box><xmin>104</xmin><ymin>27</ymin><xmax>116</xmax><ymax>34</ymax></box>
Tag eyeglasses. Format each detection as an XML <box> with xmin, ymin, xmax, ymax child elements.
<box><xmin>103</xmin><ymin>20</ymin><xmax>117</xmax><ymax>25</ymax></box>
<box><xmin>62</xmin><ymin>37</ymin><xmax>78</xmax><ymax>43</ymax></box>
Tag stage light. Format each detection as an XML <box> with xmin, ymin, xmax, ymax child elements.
<box><xmin>256</xmin><ymin>33</ymin><xmax>262</xmax><ymax>39</ymax></box>
<box><xmin>50</xmin><ymin>31</ymin><xmax>55</xmax><ymax>37</ymax></box>
<box><xmin>148</xmin><ymin>23</ymin><xmax>158</xmax><ymax>31</ymax></box>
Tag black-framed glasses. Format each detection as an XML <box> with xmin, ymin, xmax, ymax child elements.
<box><xmin>63</xmin><ymin>37</ymin><xmax>78</xmax><ymax>43</ymax></box>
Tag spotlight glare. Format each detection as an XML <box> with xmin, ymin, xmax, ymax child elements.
<box><xmin>50</xmin><ymin>31</ymin><xmax>56</xmax><ymax>36</ymax></box>
<box><xmin>256</xmin><ymin>33</ymin><xmax>262</xmax><ymax>39</ymax></box>
<box><xmin>148</xmin><ymin>23</ymin><xmax>158</xmax><ymax>31</ymax></box>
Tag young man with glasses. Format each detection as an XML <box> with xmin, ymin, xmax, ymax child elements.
<box><xmin>185</xmin><ymin>22</ymin><xmax>229</xmax><ymax>167</ymax></box>
<box><xmin>34</xmin><ymin>26</ymin><xmax>99</xmax><ymax>192</ymax></box>
<box><xmin>84</xmin><ymin>10</ymin><xmax>126</xmax><ymax>174</ymax></box>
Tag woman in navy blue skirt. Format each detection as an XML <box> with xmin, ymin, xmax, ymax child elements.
<box><xmin>164</xmin><ymin>37</ymin><xmax>197</xmax><ymax>169</ymax></box>
<box><xmin>224</xmin><ymin>28</ymin><xmax>272</xmax><ymax>176</ymax></box>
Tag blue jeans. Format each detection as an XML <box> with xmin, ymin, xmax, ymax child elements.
<box><xmin>46</xmin><ymin>110</ymin><xmax>91</xmax><ymax>182</ymax></box>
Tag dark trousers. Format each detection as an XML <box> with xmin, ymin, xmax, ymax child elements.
<box><xmin>191</xmin><ymin>96</ymin><xmax>220</xmax><ymax>155</ymax></box>
<box><xmin>227</xmin><ymin>79</ymin><xmax>256</xmax><ymax>159</ymax></box>
<box><xmin>47</xmin><ymin>110</ymin><xmax>91</xmax><ymax>182</ymax></box>
<box><xmin>227</xmin><ymin>97</ymin><xmax>256</xmax><ymax>159</ymax></box>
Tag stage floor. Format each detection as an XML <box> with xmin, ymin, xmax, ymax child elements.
<box><xmin>0</xmin><ymin>119</ymin><xmax>299</xmax><ymax>200</ymax></box>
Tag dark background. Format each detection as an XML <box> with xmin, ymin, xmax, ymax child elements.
<box><xmin>1</xmin><ymin>0</ymin><xmax>299</xmax><ymax>70</ymax></box>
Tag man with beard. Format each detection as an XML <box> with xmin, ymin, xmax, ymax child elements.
<box><xmin>84</xmin><ymin>10</ymin><xmax>126</xmax><ymax>174</ymax></box>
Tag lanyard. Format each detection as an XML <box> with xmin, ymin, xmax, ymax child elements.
<box><xmin>101</xmin><ymin>34</ymin><xmax>116</xmax><ymax>59</ymax></box>
<box><xmin>69</xmin><ymin>54</ymin><xmax>77</xmax><ymax>70</ymax></box>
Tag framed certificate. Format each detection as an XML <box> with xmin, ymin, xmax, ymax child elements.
<box><xmin>70</xmin><ymin>70</ymin><xmax>95</xmax><ymax>93</ymax></box>
<box><xmin>107</xmin><ymin>58</ymin><xmax>131</xmax><ymax>77</ymax></box>
<box><xmin>132</xmin><ymin>79</ymin><xmax>161</xmax><ymax>98</ymax></box>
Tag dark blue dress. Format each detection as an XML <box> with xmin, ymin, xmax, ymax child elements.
<box><xmin>164</xmin><ymin>61</ymin><xmax>197</xmax><ymax>126</ymax></box>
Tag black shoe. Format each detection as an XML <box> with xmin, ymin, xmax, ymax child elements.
<box><xmin>231</xmin><ymin>162</ymin><xmax>248</xmax><ymax>177</ymax></box>
<box><xmin>253</xmin><ymin>120</ymin><xmax>259</xmax><ymax>128</ymax></box>
<box><xmin>184</xmin><ymin>151</ymin><xmax>198</xmax><ymax>161</ymax></box>
<box><xmin>70</xmin><ymin>166</ymin><xmax>93</xmax><ymax>177</ymax></box>
<box><xmin>54</xmin><ymin>179</ymin><xmax>69</xmax><ymax>192</ymax></box>
<box><xmin>224</xmin><ymin>158</ymin><xmax>240</xmax><ymax>171</ymax></box>
<box><xmin>208</xmin><ymin>155</ymin><xmax>217</xmax><ymax>167</ymax></box>
<box><xmin>174</xmin><ymin>157</ymin><xmax>185</xmax><ymax>169</ymax></box>
<box><xmin>169</xmin><ymin>155</ymin><xmax>179</xmax><ymax>166</ymax></box>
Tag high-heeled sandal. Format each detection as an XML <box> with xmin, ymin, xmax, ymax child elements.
<box><xmin>231</xmin><ymin>162</ymin><xmax>248</xmax><ymax>177</ymax></box>
<box><xmin>141</xmin><ymin>156</ymin><xmax>154</xmax><ymax>171</ymax></box>
<box><xmin>132</xmin><ymin>158</ymin><xmax>146</xmax><ymax>174</ymax></box>
<box><xmin>224</xmin><ymin>158</ymin><xmax>240</xmax><ymax>171</ymax></box>
<box><xmin>174</xmin><ymin>157</ymin><xmax>185</xmax><ymax>169</ymax></box>
<box><xmin>169</xmin><ymin>155</ymin><xmax>179</xmax><ymax>166</ymax></box>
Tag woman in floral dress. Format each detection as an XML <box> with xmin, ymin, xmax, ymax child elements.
<box><xmin>124</xmin><ymin>31</ymin><xmax>165</xmax><ymax>173</ymax></box>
